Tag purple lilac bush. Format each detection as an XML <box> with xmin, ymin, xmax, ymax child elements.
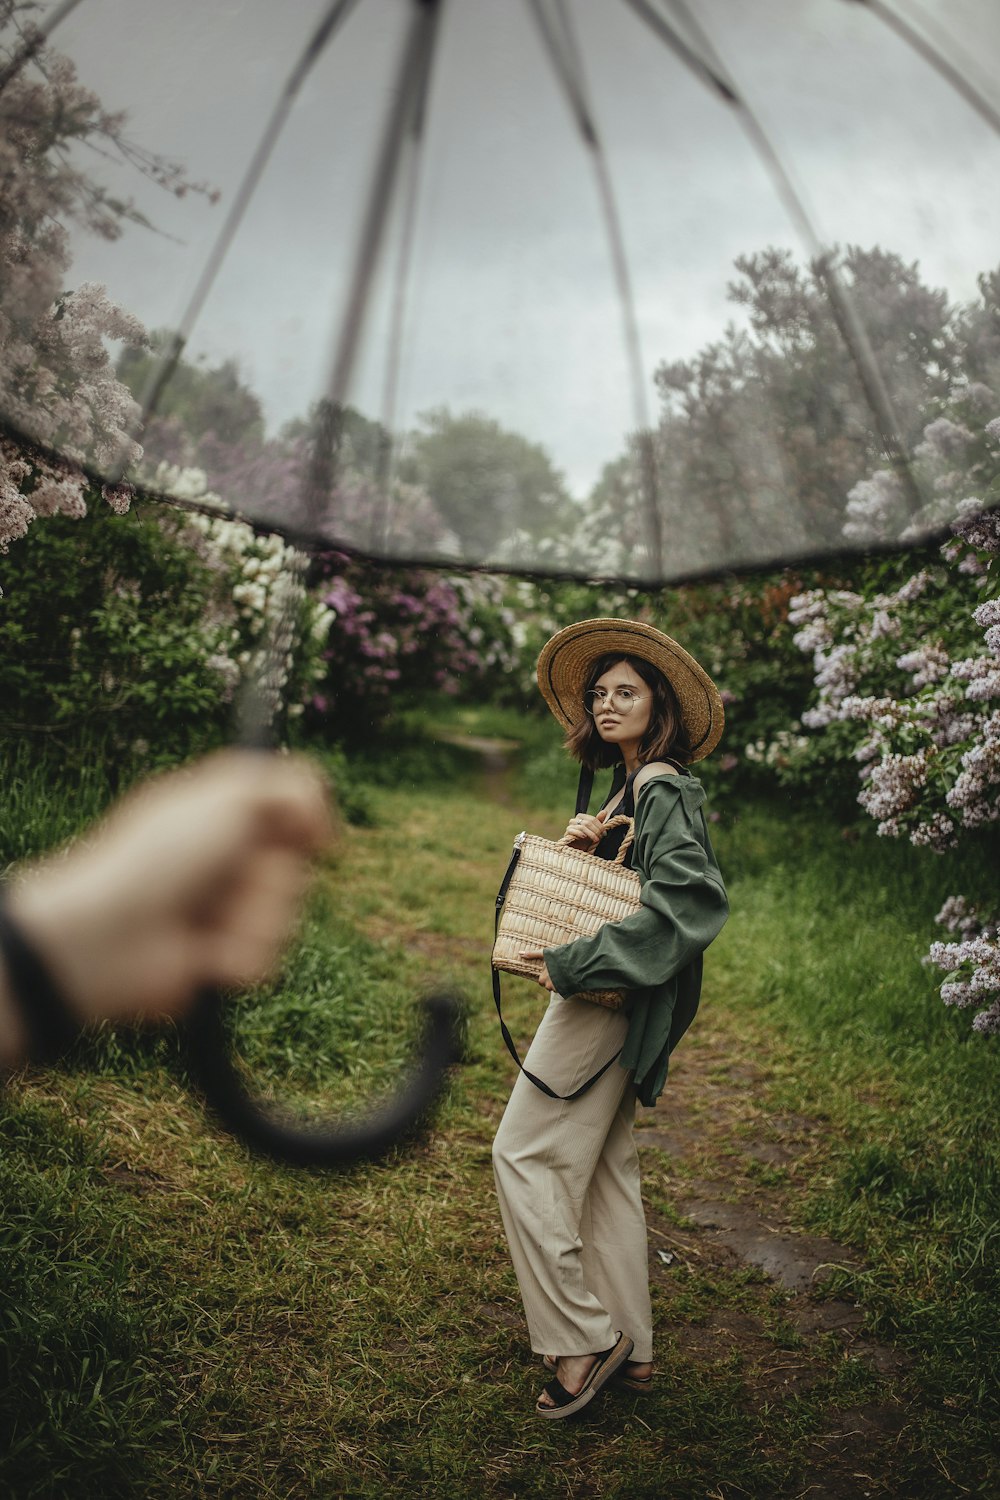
<box><xmin>788</xmin><ymin>407</ymin><xmax>1000</xmax><ymax>1033</ymax></box>
<box><xmin>311</xmin><ymin>552</ymin><xmax>519</xmax><ymax>731</ymax></box>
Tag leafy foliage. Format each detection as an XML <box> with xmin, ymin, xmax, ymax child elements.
<box><xmin>0</xmin><ymin>504</ymin><xmax>229</xmax><ymax>764</ymax></box>
<box><xmin>1</xmin><ymin>490</ymin><xmax>333</xmax><ymax>764</ymax></box>
<box><xmin>402</xmin><ymin>406</ymin><xmax>574</xmax><ymax>560</ymax></box>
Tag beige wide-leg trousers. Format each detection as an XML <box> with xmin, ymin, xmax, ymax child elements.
<box><xmin>492</xmin><ymin>994</ymin><xmax>653</xmax><ymax>1362</ymax></box>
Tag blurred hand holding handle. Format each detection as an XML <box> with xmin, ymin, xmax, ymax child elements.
<box><xmin>0</xmin><ymin>750</ymin><xmax>462</xmax><ymax>1167</ymax></box>
<box><xmin>0</xmin><ymin>749</ymin><xmax>334</xmax><ymax>1069</ymax></box>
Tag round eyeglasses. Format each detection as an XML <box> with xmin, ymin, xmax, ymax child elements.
<box><xmin>585</xmin><ymin>687</ymin><xmax>647</xmax><ymax>715</ymax></box>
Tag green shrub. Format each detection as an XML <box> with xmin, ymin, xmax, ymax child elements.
<box><xmin>1</xmin><ymin>506</ymin><xmax>230</xmax><ymax>768</ymax></box>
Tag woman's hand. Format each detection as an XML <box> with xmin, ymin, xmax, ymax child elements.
<box><xmin>518</xmin><ymin>949</ymin><xmax>556</xmax><ymax>991</ymax></box>
<box><xmin>560</xmin><ymin>806</ymin><xmax>610</xmax><ymax>851</ymax></box>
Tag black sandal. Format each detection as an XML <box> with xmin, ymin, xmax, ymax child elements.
<box><xmin>544</xmin><ymin>1352</ymin><xmax>653</xmax><ymax>1394</ymax></box>
<box><xmin>535</xmin><ymin>1332</ymin><xmax>634</xmax><ymax>1420</ymax></box>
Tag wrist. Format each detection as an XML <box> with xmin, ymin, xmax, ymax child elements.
<box><xmin>0</xmin><ymin>943</ymin><xmax>29</xmax><ymax>1069</ymax></box>
<box><xmin>0</xmin><ymin>894</ymin><xmax>86</xmax><ymax>1068</ymax></box>
<box><xmin>542</xmin><ymin>945</ymin><xmax>570</xmax><ymax>996</ymax></box>
<box><xmin>6</xmin><ymin>868</ymin><xmax>107</xmax><ymax>1031</ymax></box>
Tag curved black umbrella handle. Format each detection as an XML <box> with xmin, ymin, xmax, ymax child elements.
<box><xmin>183</xmin><ymin>987</ymin><xmax>462</xmax><ymax>1168</ymax></box>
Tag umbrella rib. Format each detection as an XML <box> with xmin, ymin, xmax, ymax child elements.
<box><xmin>624</xmin><ymin>0</ymin><xmax>924</xmax><ymax>519</ymax></box>
<box><xmin>615</xmin><ymin>0</ymin><xmax>736</xmax><ymax>102</ymax></box>
<box><xmin>304</xmin><ymin>0</ymin><xmax>443</xmax><ymax>540</ymax></box>
<box><xmin>113</xmin><ymin>0</ymin><xmax>363</xmax><ymax>479</ymax></box>
<box><xmin>853</xmin><ymin>0</ymin><xmax>1000</xmax><ymax>138</ymax></box>
<box><xmin>524</xmin><ymin>0</ymin><xmax>597</xmax><ymax>145</ymax></box>
<box><xmin>373</xmin><ymin>0</ymin><xmax>442</xmax><ymax>554</ymax></box>
<box><xmin>323</xmin><ymin>0</ymin><xmax>443</xmax><ymax>411</ymax></box>
<box><xmin>524</xmin><ymin>0</ymin><xmax>663</xmax><ymax>575</ymax></box>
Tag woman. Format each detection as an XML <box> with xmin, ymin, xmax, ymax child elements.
<box><xmin>492</xmin><ymin>618</ymin><xmax>729</xmax><ymax>1419</ymax></box>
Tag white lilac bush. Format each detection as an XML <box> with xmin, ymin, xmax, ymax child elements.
<box><xmin>0</xmin><ymin>280</ymin><xmax>141</xmax><ymax>562</ymax></box>
<box><xmin>150</xmin><ymin>464</ymin><xmax>332</xmax><ymax>724</ymax></box>
<box><xmin>789</xmin><ymin>406</ymin><xmax>1000</xmax><ymax>1033</ymax></box>
<box><xmin>0</xmin><ymin>2</ymin><xmax>217</xmax><ymax>561</ymax></box>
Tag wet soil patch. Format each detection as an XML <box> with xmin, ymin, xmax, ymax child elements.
<box><xmin>671</xmin><ymin>1194</ymin><xmax>860</xmax><ymax>1295</ymax></box>
<box><xmin>101</xmin><ymin>1162</ymin><xmax>172</xmax><ymax>1195</ymax></box>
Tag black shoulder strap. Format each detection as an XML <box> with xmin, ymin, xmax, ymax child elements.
<box><xmin>574</xmin><ymin>764</ymin><xmax>595</xmax><ymax>815</ymax></box>
<box><xmin>578</xmin><ymin>760</ymin><xmax>638</xmax><ymax>817</ymax></box>
<box><xmin>492</xmin><ymin>844</ymin><xmax>622</xmax><ymax>1101</ymax></box>
<box><xmin>578</xmin><ymin>757</ymin><xmax>687</xmax><ymax>819</ymax></box>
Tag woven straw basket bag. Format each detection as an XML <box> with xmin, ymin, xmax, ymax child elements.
<box><xmin>492</xmin><ymin>815</ymin><xmax>642</xmax><ymax>1009</ymax></box>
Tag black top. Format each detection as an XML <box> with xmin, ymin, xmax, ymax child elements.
<box><xmin>593</xmin><ymin>758</ymin><xmax>689</xmax><ymax>866</ymax></box>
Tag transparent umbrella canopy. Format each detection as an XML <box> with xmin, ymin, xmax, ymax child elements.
<box><xmin>2</xmin><ymin>0</ymin><xmax>999</xmax><ymax>583</ymax></box>
<box><xmin>2</xmin><ymin>0</ymin><xmax>999</xmax><ymax>1165</ymax></box>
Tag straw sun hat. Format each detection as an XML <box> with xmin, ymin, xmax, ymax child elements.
<box><xmin>536</xmin><ymin>618</ymin><xmax>724</xmax><ymax>762</ymax></box>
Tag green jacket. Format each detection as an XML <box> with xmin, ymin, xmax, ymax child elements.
<box><xmin>542</xmin><ymin>774</ymin><xmax>728</xmax><ymax>1107</ymax></box>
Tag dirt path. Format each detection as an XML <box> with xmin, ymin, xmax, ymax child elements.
<box><xmin>434</xmin><ymin>730</ymin><xmax>522</xmax><ymax>806</ymax></box>
<box><xmin>474</xmin><ymin>735</ymin><xmax>911</xmax><ymax>1500</ymax></box>
<box><xmin>638</xmin><ymin>1044</ymin><xmax>911</xmax><ymax>1499</ymax></box>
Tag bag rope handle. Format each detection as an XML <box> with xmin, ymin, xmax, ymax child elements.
<box><xmin>556</xmin><ymin>812</ymin><xmax>635</xmax><ymax>865</ymax></box>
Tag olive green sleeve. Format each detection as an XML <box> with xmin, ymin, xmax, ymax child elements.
<box><xmin>542</xmin><ymin>782</ymin><xmax>728</xmax><ymax>998</ymax></box>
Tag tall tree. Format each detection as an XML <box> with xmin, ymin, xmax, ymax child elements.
<box><xmin>404</xmin><ymin>407</ymin><xmax>573</xmax><ymax>559</ymax></box>
<box><xmin>118</xmin><ymin>338</ymin><xmax>265</xmax><ymax>450</ymax></box>
<box><xmin>585</xmin><ymin>245</ymin><xmax>983</xmax><ymax>575</ymax></box>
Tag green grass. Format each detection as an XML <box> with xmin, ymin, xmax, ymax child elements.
<box><xmin>0</xmin><ymin>1096</ymin><xmax>168</xmax><ymax>1498</ymax></box>
<box><xmin>1</xmin><ymin>723</ymin><xmax>998</xmax><ymax>1496</ymax></box>
<box><xmin>0</xmin><ymin>735</ymin><xmax>142</xmax><ymax>869</ymax></box>
<box><xmin>707</xmin><ymin>803</ymin><xmax>1000</xmax><ymax>1489</ymax></box>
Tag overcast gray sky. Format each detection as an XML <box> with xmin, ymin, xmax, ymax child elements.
<box><xmin>54</xmin><ymin>0</ymin><xmax>1000</xmax><ymax>498</ymax></box>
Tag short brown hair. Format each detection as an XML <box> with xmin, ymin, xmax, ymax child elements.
<box><xmin>564</xmin><ymin>653</ymin><xmax>692</xmax><ymax>770</ymax></box>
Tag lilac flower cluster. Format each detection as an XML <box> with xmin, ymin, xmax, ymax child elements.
<box><xmin>926</xmin><ymin>897</ymin><xmax>1000</xmax><ymax>1035</ymax></box>
<box><xmin>0</xmin><ymin>10</ymin><xmax>168</xmax><ymax>560</ymax></box>
<box><xmin>312</xmin><ymin>552</ymin><xmax>519</xmax><ymax>723</ymax></box>
<box><xmin>157</xmin><ymin>464</ymin><xmax>332</xmax><ymax>721</ymax></box>
<box><xmin>950</xmin><ymin>499</ymin><xmax>1000</xmax><ymax>556</ymax></box>
<box><xmin>840</xmin><ymin>407</ymin><xmax>996</xmax><ymax>547</ymax></box>
<box><xmin>896</xmin><ymin>641</ymin><xmax>950</xmax><ymax>689</ymax></box>
<box><xmin>790</xmin><ymin>581</ymin><xmax>919</xmax><ymax>732</ymax></box>
<box><xmin>843</xmin><ymin>469</ymin><xmax>909</xmax><ymax>544</ymax></box>
<box><xmin>790</xmin><ymin>408</ymin><xmax>1000</xmax><ymax>1030</ymax></box>
<box><xmin>855</xmin><ymin>749</ymin><xmax>931</xmax><ymax>836</ymax></box>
